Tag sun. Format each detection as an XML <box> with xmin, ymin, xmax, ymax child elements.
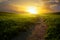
<box><xmin>26</xmin><ymin>6</ymin><xmax>38</xmax><ymax>14</ymax></box>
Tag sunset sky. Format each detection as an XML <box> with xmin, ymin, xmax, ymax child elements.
<box><xmin>0</xmin><ymin>0</ymin><xmax>60</xmax><ymax>13</ymax></box>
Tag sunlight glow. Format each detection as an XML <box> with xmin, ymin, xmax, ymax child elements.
<box><xmin>26</xmin><ymin>6</ymin><xmax>38</xmax><ymax>14</ymax></box>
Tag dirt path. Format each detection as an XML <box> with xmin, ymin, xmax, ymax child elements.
<box><xmin>27</xmin><ymin>18</ymin><xmax>48</xmax><ymax>40</ymax></box>
<box><xmin>11</xmin><ymin>17</ymin><xmax>48</xmax><ymax>40</ymax></box>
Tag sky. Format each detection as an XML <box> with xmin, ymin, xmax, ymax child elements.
<box><xmin>0</xmin><ymin>0</ymin><xmax>60</xmax><ymax>13</ymax></box>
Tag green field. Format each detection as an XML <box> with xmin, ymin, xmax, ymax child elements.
<box><xmin>42</xmin><ymin>13</ymin><xmax>60</xmax><ymax>40</ymax></box>
<box><xmin>0</xmin><ymin>12</ymin><xmax>37</xmax><ymax>40</ymax></box>
<box><xmin>0</xmin><ymin>12</ymin><xmax>60</xmax><ymax>40</ymax></box>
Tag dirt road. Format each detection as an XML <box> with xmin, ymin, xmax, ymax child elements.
<box><xmin>11</xmin><ymin>17</ymin><xmax>48</xmax><ymax>40</ymax></box>
<box><xmin>27</xmin><ymin>18</ymin><xmax>48</xmax><ymax>40</ymax></box>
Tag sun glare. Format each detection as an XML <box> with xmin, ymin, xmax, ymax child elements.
<box><xmin>26</xmin><ymin>6</ymin><xmax>38</xmax><ymax>14</ymax></box>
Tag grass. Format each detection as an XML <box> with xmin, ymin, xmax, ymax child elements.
<box><xmin>0</xmin><ymin>12</ymin><xmax>37</xmax><ymax>40</ymax></box>
<box><xmin>0</xmin><ymin>12</ymin><xmax>60</xmax><ymax>40</ymax></box>
<box><xmin>41</xmin><ymin>12</ymin><xmax>60</xmax><ymax>40</ymax></box>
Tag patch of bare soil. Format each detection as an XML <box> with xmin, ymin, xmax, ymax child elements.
<box><xmin>27</xmin><ymin>18</ymin><xmax>48</xmax><ymax>40</ymax></box>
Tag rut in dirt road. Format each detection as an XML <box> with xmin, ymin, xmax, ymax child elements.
<box><xmin>27</xmin><ymin>17</ymin><xmax>48</xmax><ymax>40</ymax></box>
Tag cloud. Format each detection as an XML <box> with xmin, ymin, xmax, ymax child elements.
<box><xmin>0</xmin><ymin>0</ymin><xmax>10</xmax><ymax>5</ymax></box>
<box><xmin>0</xmin><ymin>0</ymin><xmax>60</xmax><ymax>13</ymax></box>
<box><xmin>0</xmin><ymin>0</ymin><xmax>8</xmax><ymax>3</ymax></box>
<box><xmin>41</xmin><ymin>0</ymin><xmax>60</xmax><ymax>12</ymax></box>
<box><xmin>51</xmin><ymin>4</ymin><xmax>60</xmax><ymax>12</ymax></box>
